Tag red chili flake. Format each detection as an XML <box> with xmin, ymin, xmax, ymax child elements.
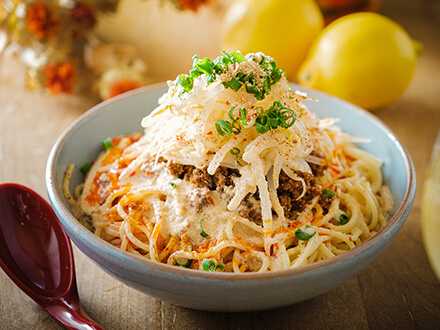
<box><xmin>349</xmin><ymin>237</ymin><xmax>352</xmax><ymax>241</ymax></box>
<box><xmin>206</xmin><ymin>196</ymin><xmax>215</xmax><ymax>206</ymax></box>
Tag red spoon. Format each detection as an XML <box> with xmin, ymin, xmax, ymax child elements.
<box><xmin>0</xmin><ymin>183</ymin><xmax>103</xmax><ymax>330</ymax></box>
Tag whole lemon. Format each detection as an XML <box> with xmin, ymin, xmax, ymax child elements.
<box><xmin>221</xmin><ymin>0</ymin><xmax>324</xmax><ymax>80</ymax></box>
<box><xmin>298</xmin><ymin>12</ymin><xmax>422</xmax><ymax>110</ymax></box>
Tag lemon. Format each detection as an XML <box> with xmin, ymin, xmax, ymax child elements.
<box><xmin>298</xmin><ymin>12</ymin><xmax>422</xmax><ymax>110</ymax></box>
<box><xmin>221</xmin><ymin>0</ymin><xmax>324</xmax><ymax>80</ymax></box>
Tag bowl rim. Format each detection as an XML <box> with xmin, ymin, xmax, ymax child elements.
<box><xmin>46</xmin><ymin>83</ymin><xmax>417</xmax><ymax>282</ymax></box>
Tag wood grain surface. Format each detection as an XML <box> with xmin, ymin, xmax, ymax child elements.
<box><xmin>1</xmin><ymin>0</ymin><xmax>439</xmax><ymax>329</ymax></box>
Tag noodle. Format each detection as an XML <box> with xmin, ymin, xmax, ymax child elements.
<box><xmin>66</xmin><ymin>51</ymin><xmax>393</xmax><ymax>273</ymax></box>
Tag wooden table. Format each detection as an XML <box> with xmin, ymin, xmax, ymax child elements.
<box><xmin>1</xmin><ymin>0</ymin><xmax>439</xmax><ymax>328</ymax></box>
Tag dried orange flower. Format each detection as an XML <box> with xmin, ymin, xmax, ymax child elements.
<box><xmin>177</xmin><ymin>0</ymin><xmax>211</xmax><ymax>11</ymax></box>
<box><xmin>25</xmin><ymin>2</ymin><xmax>60</xmax><ymax>41</ymax></box>
<box><xmin>70</xmin><ymin>2</ymin><xmax>97</xmax><ymax>28</ymax></box>
<box><xmin>108</xmin><ymin>79</ymin><xmax>142</xmax><ymax>99</ymax></box>
<box><xmin>44</xmin><ymin>61</ymin><xmax>76</xmax><ymax>95</ymax></box>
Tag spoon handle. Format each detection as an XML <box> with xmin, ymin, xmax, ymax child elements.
<box><xmin>46</xmin><ymin>299</ymin><xmax>104</xmax><ymax>330</ymax></box>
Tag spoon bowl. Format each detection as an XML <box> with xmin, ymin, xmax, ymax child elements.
<box><xmin>0</xmin><ymin>183</ymin><xmax>102</xmax><ymax>330</ymax></box>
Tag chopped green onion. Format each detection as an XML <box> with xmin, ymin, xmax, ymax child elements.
<box><xmin>199</xmin><ymin>219</ymin><xmax>209</xmax><ymax>238</ymax></box>
<box><xmin>176</xmin><ymin>51</ymin><xmax>285</xmax><ymax>101</ymax></box>
<box><xmin>254</xmin><ymin>122</ymin><xmax>269</xmax><ymax>134</ymax></box>
<box><xmin>202</xmin><ymin>259</ymin><xmax>216</xmax><ymax>271</ymax></box>
<box><xmin>338</xmin><ymin>211</ymin><xmax>350</xmax><ymax>225</ymax></box>
<box><xmin>176</xmin><ymin>74</ymin><xmax>193</xmax><ymax>93</ymax></box>
<box><xmin>202</xmin><ymin>259</ymin><xmax>225</xmax><ymax>272</ymax></box>
<box><xmin>215</xmin><ymin>120</ymin><xmax>233</xmax><ymax>137</ymax></box>
<box><xmin>223</xmin><ymin>77</ymin><xmax>243</xmax><ymax>92</ymax></box>
<box><xmin>176</xmin><ymin>258</ymin><xmax>192</xmax><ymax>268</ymax></box>
<box><xmin>295</xmin><ymin>225</ymin><xmax>316</xmax><ymax>241</ymax></box>
<box><xmin>235</xmin><ymin>155</ymin><xmax>245</xmax><ymax>167</ymax></box>
<box><xmin>253</xmin><ymin>101</ymin><xmax>296</xmax><ymax>133</ymax></box>
<box><xmin>194</xmin><ymin>57</ymin><xmax>215</xmax><ymax>76</ymax></box>
<box><xmin>80</xmin><ymin>163</ymin><xmax>91</xmax><ymax>176</ymax></box>
<box><xmin>239</xmin><ymin>108</ymin><xmax>248</xmax><ymax>126</ymax></box>
<box><xmin>229</xmin><ymin>148</ymin><xmax>246</xmax><ymax>167</ymax></box>
<box><xmin>321</xmin><ymin>189</ymin><xmax>335</xmax><ymax>200</ymax></box>
<box><xmin>230</xmin><ymin>147</ymin><xmax>240</xmax><ymax>155</ymax></box>
<box><xmin>228</xmin><ymin>106</ymin><xmax>236</xmax><ymax>120</ymax></box>
<box><xmin>215</xmin><ymin>101</ymin><xmax>295</xmax><ymax>138</ymax></box>
<box><xmin>215</xmin><ymin>264</ymin><xmax>225</xmax><ymax>272</ymax></box>
<box><xmin>169</xmin><ymin>182</ymin><xmax>177</xmax><ymax>188</ymax></box>
<box><xmin>102</xmin><ymin>137</ymin><xmax>113</xmax><ymax>151</ymax></box>
<box><xmin>223</xmin><ymin>50</ymin><xmax>245</xmax><ymax>63</ymax></box>
<box><xmin>231</xmin><ymin>119</ymin><xmax>241</xmax><ymax>134</ymax></box>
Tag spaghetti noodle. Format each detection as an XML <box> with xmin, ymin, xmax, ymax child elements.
<box><xmin>67</xmin><ymin>51</ymin><xmax>393</xmax><ymax>272</ymax></box>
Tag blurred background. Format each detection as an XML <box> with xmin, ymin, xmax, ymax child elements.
<box><xmin>1</xmin><ymin>0</ymin><xmax>418</xmax><ymax>107</ymax></box>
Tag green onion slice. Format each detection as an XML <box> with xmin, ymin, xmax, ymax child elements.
<box><xmin>235</xmin><ymin>155</ymin><xmax>245</xmax><ymax>167</ymax></box>
<box><xmin>80</xmin><ymin>163</ymin><xmax>91</xmax><ymax>176</ymax></box>
<box><xmin>202</xmin><ymin>259</ymin><xmax>224</xmax><ymax>272</ymax></box>
<box><xmin>239</xmin><ymin>108</ymin><xmax>248</xmax><ymax>126</ymax></box>
<box><xmin>228</xmin><ymin>106</ymin><xmax>236</xmax><ymax>120</ymax></box>
<box><xmin>338</xmin><ymin>211</ymin><xmax>350</xmax><ymax>225</ymax></box>
<box><xmin>223</xmin><ymin>77</ymin><xmax>243</xmax><ymax>92</ymax></box>
<box><xmin>215</xmin><ymin>264</ymin><xmax>225</xmax><ymax>272</ymax></box>
<box><xmin>231</xmin><ymin>119</ymin><xmax>241</xmax><ymax>135</ymax></box>
<box><xmin>169</xmin><ymin>182</ymin><xmax>177</xmax><ymax>188</ymax></box>
<box><xmin>202</xmin><ymin>259</ymin><xmax>216</xmax><ymax>271</ymax></box>
<box><xmin>102</xmin><ymin>137</ymin><xmax>113</xmax><ymax>151</ymax></box>
<box><xmin>230</xmin><ymin>147</ymin><xmax>240</xmax><ymax>155</ymax></box>
<box><xmin>176</xmin><ymin>258</ymin><xmax>192</xmax><ymax>268</ymax></box>
<box><xmin>321</xmin><ymin>189</ymin><xmax>335</xmax><ymax>200</ymax></box>
<box><xmin>295</xmin><ymin>225</ymin><xmax>316</xmax><ymax>241</ymax></box>
<box><xmin>215</xmin><ymin>120</ymin><xmax>233</xmax><ymax>137</ymax></box>
<box><xmin>176</xmin><ymin>74</ymin><xmax>193</xmax><ymax>93</ymax></box>
<box><xmin>199</xmin><ymin>219</ymin><xmax>209</xmax><ymax>238</ymax></box>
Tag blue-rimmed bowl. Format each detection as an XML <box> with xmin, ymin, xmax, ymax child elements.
<box><xmin>46</xmin><ymin>83</ymin><xmax>416</xmax><ymax>312</ymax></box>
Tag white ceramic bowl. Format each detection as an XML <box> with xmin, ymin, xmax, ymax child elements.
<box><xmin>46</xmin><ymin>83</ymin><xmax>416</xmax><ymax>312</ymax></box>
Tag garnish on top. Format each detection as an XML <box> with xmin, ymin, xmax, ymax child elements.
<box><xmin>176</xmin><ymin>51</ymin><xmax>285</xmax><ymax>101</ymax></box>
<box><xmin>173</xmin><ymin>51</ymin><xmax>297</xmax><ymax>139</ymax></box>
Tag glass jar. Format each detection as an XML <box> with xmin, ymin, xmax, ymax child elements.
<box><xmin>422</xmin><ymin>131</ymin><xmax>440</xmax><ymax>280</ymax></box>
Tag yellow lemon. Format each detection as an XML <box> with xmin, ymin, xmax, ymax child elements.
<box><xmin>298</xmin><ymin>12</ymin><xmax>422</xmax><ymax>110</ymax></box>
<box><xmin>221</xmin><ymin>0</ymin><xmax>324</xmax><ymax>80</ymax></box>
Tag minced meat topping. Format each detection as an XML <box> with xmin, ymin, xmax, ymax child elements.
<box><xmin>166</xmin><ymin>156</ymin><xmax>328</xmax><ymax>222</ymax></box>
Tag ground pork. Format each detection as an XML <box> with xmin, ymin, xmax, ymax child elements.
<box><xmin>166</xmin><ymin>156</ymin><xmax>328</xmax><ymax>222</ymax></box>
